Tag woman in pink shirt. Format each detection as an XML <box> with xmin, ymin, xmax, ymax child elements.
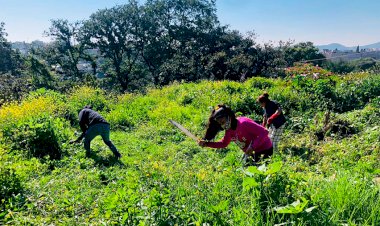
<box><xmin>198</xmin><ymin>104</ymin><xmax>273</xmax><ymax>164</ymax></box>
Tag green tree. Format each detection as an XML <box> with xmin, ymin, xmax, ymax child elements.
<box><xmin>25</xmin><ymin>56</ymin><xmax>56</xmax><ymax>89</ymax></box>
<box><xmin>0</xmin><ymin>22</ymin><xmax>21</xmax><ymax>74</ymax></box>
<box><xmin>0</xmin><ymin>22</ymin><xmax>6</xmax><ymax>43</ymax></box>
<box><xmin>0</xmin><ymin>22</ymin><xmax>30</xmax><ymax>104</ymax></box>
<box><xmin>44</xmin><ymin>19</ymin><xmax>86</xmax><ymax>79</ymax></box>
<box><xmin>353</xmin><ymin>57</ymin><xmax>377</xmax><ymax>71</ymax></box>
<box><xmin>323</xmin><ymin>60</ymin><xmax>355</xmax><ymax>74</ymax></box>
<box><xmin>204</xmin><ymin>30</ymin><xmax>259</xmax><ymax>81</ymax></box>
<box><xmin>252</xmin><ymin>41</ymin><xmax>288</xmax><ymax>77</ymax></box>
<box><xmin>284</xmin><ymin>42</ymin><xmax>325</xmax><ymax>67</ymax></box>
<box><xmin>80</xmin><ymin>1</ymin><xmax>142</xmax><ymax>91</ymax></box>
<box><xmin>203</xmin><ymin>28</ymin><xmax>243</xmax><ymax>80</ymax></box>
<box><xmin>141</xmin><ymin>0</ymin><xmax>222</xmax><ymax>84</ymax></box>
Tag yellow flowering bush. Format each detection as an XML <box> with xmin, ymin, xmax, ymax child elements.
<box><xmin>0</xmin><ymin>96</ymin><xmax>58</xmax><ymax>126</ymax></box>
<box><xmin>0</xmin><ymin>92</ymin><xmax>70</xmax><ymax>159</ymax></box>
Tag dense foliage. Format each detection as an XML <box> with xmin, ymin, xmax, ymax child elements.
<box><xmin>1</xmin><ymin>1</ymin><xmax>380</xmax><ymax>224</ymax></box>
<box><xmin>1</xmin><ymin>0</ymin><xmax>331</xmax><ymax>98</ymax></box>
<box><xmin>324</xmin><ymin>58</ymin><xmax>380</xmax><ymax>74</ymax></box>
<box><xmin>0</xmin><ymin>72</ymin><xmax>379</xmax><ymax>225</ymax></box>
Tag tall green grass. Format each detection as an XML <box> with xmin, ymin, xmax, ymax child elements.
<box><xmin>0</xmin><ymin>73</ymin><xmax>379</xmax><ymax>225</ymax></box>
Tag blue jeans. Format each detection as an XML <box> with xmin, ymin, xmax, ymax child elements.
<box><xmin>84</xmin><ymin>123</ymin><xmax>119</xmax><ymax>155</ymax></box>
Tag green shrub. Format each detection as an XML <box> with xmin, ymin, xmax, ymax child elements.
<box><xmin>107</xmin><ymin>94</ymin><xmax>157</xmax><ymax>129</ymax></box>
<box><xmin>371</xmin><ymin>96</ymin><xmax>380</xmax><ymax>107</ymax></box>
<box><xmin>0</xmin><ymin>167</ymin><xmax>23</xmax><ymax>212</ymax></box>
<box><xmin>323</xmin><ymin>60</ymin><xmax>355</xmax><ymax>74</ymax></box>
<box><xmin>335</xmin><ymin>75</ymin><xmax>380</xmax><ymax>112</ymax></box>
<box><xmin>2</xmin><ymin>116</ymin><xmax>70</xmax><ymax>159</ymax></box>
<box><xmin>66</xmin><ymin>86</ymin><xmax>112</xmax><ymax>125</ymax></box>
<box><xmin>245</xmin><ymin>76</ymin><xmax>275</xmax><ymax>89</ymax></box>
<box><xmin>285</xmin><ymin>63</ymin><xmax>333</xmax><ymax>78</ymax></box>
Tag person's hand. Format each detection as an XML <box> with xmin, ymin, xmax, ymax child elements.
<box><xmin>267</xmin><ymin>117</ymin><xmax>274</xmax><ymax>125</ymax></box>
<box><xmin>198</xmin><ymin>140</ymin><xmax>207</xmax><ymax>147</ymax></box>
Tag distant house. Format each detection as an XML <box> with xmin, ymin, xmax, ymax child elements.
<box><xmin>322</xmin><ymin>49</ymin><xmax>331</xmax><ymax>54</ymax></box>
<box><xmin>322</xmin><ymin>49</ymin><xmax>380</xmax><ymax>61</ymax></box>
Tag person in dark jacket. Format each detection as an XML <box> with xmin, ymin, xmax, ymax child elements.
<box><xmin>258</xmin><ymin>92</ymin><xmax>286</xmax><ymax>152</ymax></box>
<box><xmin>70</xmin><ymin>105</ymin><xmax>121</xmax><ymax>159</ymax></box>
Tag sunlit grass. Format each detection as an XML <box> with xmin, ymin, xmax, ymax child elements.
<box><xmin>0</xmin><ymin>74</ymin><xmax>379</xmax><ymax>225</ymax></box>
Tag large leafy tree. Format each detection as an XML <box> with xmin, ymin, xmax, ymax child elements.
<box><xmin>0</xmin><ymin>22</ymin><xmax>22</xmax><ymax>74</ymax></box>
<box><xmin>25</xmin><ymin>56</ymin><xmax>56</xmax><ymax>89</ymax></box>
<box><xmin>202</xmin><ymin>29</ymin><xmax>252</xmax><ymax>80</ymax></box>
<box><xmin>284</xmin><ymin>42</ymin><xmax>325</xmax><ymax>67</ymax></box>
<box><xmin>202</xmin><ymin>30</ymin><xmax>289</xmax><ymax>80</ymax></box>
<box><xmin>221</xmin><ymin>31</ymin><xmax>258</xmax><ymax>80</ymax></box>
<box><xmin>80</xmin><ymin>1</ymin><xmax>142</xmax><ymax>91</ymax></box>
<box><xmin>250</xmin><ymin>41</ymin><xmax>291</xmax><ymax>78</ymax></box>
<box><xmin>143</xmin><ymin>0</ymin><xmax>221</xmax><ymax>84</ymax></box>
<box><xmin>0</xmin><ymin>22</ymin><xmax>30</xmax><ymax>104</ymax></box>
<box><xmin>44</xmin><ymin>19</ymin><xmax>86</xmax><ymax>79</ymax></box>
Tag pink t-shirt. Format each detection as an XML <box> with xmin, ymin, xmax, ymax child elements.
<box><xmin>205</xmin><ymin>117</ymin><xmax>272</xmax><ymax>154</ymax></box>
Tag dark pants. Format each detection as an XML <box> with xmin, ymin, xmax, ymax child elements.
<box><xmin>84</xmin><ymin>123</ymin><xmax>119</xmax><ymax>155</ymax></box>
<box><xmin>243</xmin><ymin>146</ymin><xmax>273</xmax><ymax>166</ymax></box>
<box><xmin>253</xmin><ymin>147</ymin><xmax>273</xmax><ymax>162</ymax></box>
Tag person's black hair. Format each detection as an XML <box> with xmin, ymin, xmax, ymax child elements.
<box><xmin>203</xmin><ymin>104</ymin><xmax>238</xmax><ymax>140</ymax></box>
<box><xmin>258</xmin><ymin>92</ymin><xmax>270</xmax><ymax>103</ymax></box>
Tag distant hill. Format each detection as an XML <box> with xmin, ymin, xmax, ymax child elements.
<box><xmin>317</xmin><ymin>43</ymin><xmax>352</xmax><ymax>51</ymax></box>
<box><xmin>362</xmin><ymin>42</ymin><xmax>380</xmax><ymax>49</ymax></box>
<box><xmin>317</xmin><ymin>42</ymin><xmax>380</xmax><ymax>51</ymax></box>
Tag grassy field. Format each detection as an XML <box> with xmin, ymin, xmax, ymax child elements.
<box><xmin>0</xmin><ymin>73</ymin><xmax>379</xmax><ymax>225</ymax></box>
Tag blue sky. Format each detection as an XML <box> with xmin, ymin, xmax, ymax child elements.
<box><xmin>0</xmin><ymin>0</ymin><xmax>379</xmax><ymax>46</ymax></box>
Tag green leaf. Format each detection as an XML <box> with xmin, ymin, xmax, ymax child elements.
<box><xmin>274</xmin><ymin>198</ymin><xmax>309</xmax><ymax>214</ymax></box>
<box><xmin>122</xmin><ymin>212</ymin><xmax>129</xmax><ymax>224</ymax></box>
<box><xmin>266</xmin><ymin>161</ymin><xmax>283</xmax><ymax>175</ymax></box>
<box><xmin>243</xmin><ymin>177</ymin><xmax>259</xmax><ymax>191</ymax></box>
<box><xmin>63</xmin><ymin>198</ymin><xmax>70</xmax><ymax>205</ymax></box>
<box><xmin>246</xmin><ymin>166</ymin><xmax>264</xmax><ymax>176</ymax></box>
<box><xmin>210</xmin><ymin>200</ymin><xmax>229</xmax><ymax>213</ymax></box>
<box><xmin>105</xmin><ymin>210</ymin><xmax>112</xmax><ymax>219</ymax></box>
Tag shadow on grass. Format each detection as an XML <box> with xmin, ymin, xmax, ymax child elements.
<box><xmin>86</xmin><ymin>151</ymin><xmax>125</xmax><ymax>168</ymax></box>
<box><xmin>282</xmin><ymin>146</ymin><xmax>313</xmax><ymax>162</ymax></box>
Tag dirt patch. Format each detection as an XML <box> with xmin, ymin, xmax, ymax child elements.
<box><xmin>315</xmin><ymin>111</ymin><xmax>356</xmax><ymax>141</ymax></box>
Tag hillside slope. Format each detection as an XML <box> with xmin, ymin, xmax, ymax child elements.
<box><xmin>0</xmin><ymin>73</ymin><xmax>379</xmax><ymax>225</ymax></box>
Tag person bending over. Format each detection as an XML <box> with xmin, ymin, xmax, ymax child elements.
<box><xmin>70</xmin><ymin>105</ymin><xmax>121</xmax><ymax>159</ymax></box>
<box><xmin>198</xmin><ymin>104</ymin><xmax>273</xmax><ymax>165</ymax></box>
